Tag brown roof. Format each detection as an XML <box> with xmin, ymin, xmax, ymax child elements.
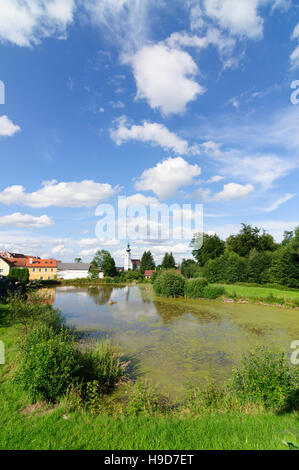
<box><xmin>11</xmin><ymin>258</ymin><xmax>27</xmax><ymax>267</ymax></box>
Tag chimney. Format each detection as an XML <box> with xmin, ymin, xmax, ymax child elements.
<box><xmin>29</xmin><ymin>258</ymin><xmax>33</xmax><ymax>265</ymax></box>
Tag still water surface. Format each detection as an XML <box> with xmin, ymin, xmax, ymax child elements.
<box><xmin>43</xmin><ymin>285</ymin><xmax>299</xmax><ymax>397</ymax></box>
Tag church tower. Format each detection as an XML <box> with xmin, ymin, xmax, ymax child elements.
<box><xmin>124</xmin><ymin>243</ymin><xmax>133</xmax><ymax>271</ymax></box>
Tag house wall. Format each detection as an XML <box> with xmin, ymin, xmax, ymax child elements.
<box><xmin>28</xmin><ymin>267</ymin><xmax>57</xmax><ymax>281</ymax></box>
<box><xmin>0</xmin><ymin>258</ymin><xmax>10</xmax><ymax>276</ymax></box>
<box><xmin>57</xmin><ymin>269</ymin><xmax>89</xmax><ymax>280</ymax></box>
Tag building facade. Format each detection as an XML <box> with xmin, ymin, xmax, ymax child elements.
<box><xmin>0</xmin><ymin>257</ymin><xmax>12</xmax><ymax>277</ymax></box>
<box><xmin>26</xmin><ymin>258</ymin><xmax>57</xmax><ymax>281</ymax></box>
<box><xmin>57</xmin><ymin>262</ymin><xmax>91</xmax><ymax>280</ymax></box>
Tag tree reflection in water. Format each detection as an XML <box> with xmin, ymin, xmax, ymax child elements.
<box><xmin>87</xmin><ymin>286</ymin><xmax>113</xmax><ymax>305</ymax></box>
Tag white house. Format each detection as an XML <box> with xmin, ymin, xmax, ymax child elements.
<box><xmin>57</xmin><ymin>262</ymin><xmax>93</xmax><ymax>280</ymax></box>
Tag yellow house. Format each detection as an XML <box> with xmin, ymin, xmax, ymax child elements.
<box><xmin>0</xmin><ymin>257</ymin><xmax>12</xmax><ymax>277</ymax></box>
<box><xmin>26</xmin><ymin>258</ymin><xmax>57</xmax><ymax>281</ymax></box>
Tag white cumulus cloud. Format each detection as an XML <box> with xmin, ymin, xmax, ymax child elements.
<box><xmin>110</xmin><ymin>117</ymin><xmax>200</xmax><ymax>155</ymax></box>
<box><xmin>0</xmin><ymin>180</ymin><xmax>118</xmax><ymax>208</ymax></box>
<box><xmin>215</xmin><ymin>182</ymin><xmax>255</xmax><ymax>201</ymax></box>
<box><xmin>0</xmin><ymin>0</ymin><xmax>75</xmax><ymax>47</ymax></box>
<box><xmin>126</xmin><ymin>43</ymin><xmax>205</xmax><ymax>115</ymax></box>
<box><xmin>52</xmin><ymin>244</ymin><xmax>73</xmax><ymax>256</ymax></box>
<box><xmin>135</xmin><ymin>157</ymin><xmax>201</xmax><ymax>200</ymax></box>
<box><xmin>0</xmin><ymin>212</ymin><xmax>53</xmax><ymax>229</ymax></box>
<box><xmin>193</xmin><ymin>0</ymin><xmax>264</xmax><ymax>39</ymax></box>
<box><xmin>0</xmin><ymin>115</ymin><xmax>21</xmax><ymax>136</ymax></box>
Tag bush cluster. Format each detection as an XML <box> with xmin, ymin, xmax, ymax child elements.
<box><xmin>154</xmin><ymin>272</ymin><xmax>226</xmax><ymax>300</ymax></box>
<box><xmin>16</xmin><ymin>326</ymin><xmax>128</xmax><ymax>403</ymax></box>
<box><xmin>185</xmin><ymin>278</ymin><xmax>225</xmax><ymax>299</ymax></box>
<box><xmin>16</xmin><ymin>325</ymin><xmax>80</xmax><ymax>402</ymax></box>
<box><xmin>231</xmin><ymin>346</ymin><xmax>299</xmax><ymax>411</ymax></box>
<box><xmin>153</xmin><ymin>270</ymin><xmax>185</xmax><ymax>297</ymax></box>
<box><xmin>184</xmin><ymin>278</ymin><xmax>208</xmax><ymax>298</ymax></box>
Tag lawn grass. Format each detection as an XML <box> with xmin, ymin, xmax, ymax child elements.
<box><xmin>1</xmin><ymin>396</ymin><xmax>298</xmax><ymax>450</ymax></box>
<box><xmin>1</xmin><ymin>312</ymin><xmax>298</xmax><ymax>451</ymax></box>
<box><xmin>214</xmin><ymin>284</ymin><xmax>299</xmax><ymax>306</ymax></box>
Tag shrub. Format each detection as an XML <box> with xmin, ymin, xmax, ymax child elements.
<box><xmin>125</xmin><ymin>270</ymin><xmax>144</xmax><ymax>281</ymax></box>
<box><xmin>16</xmin><ymin>325</ymin><xmax>80</xmax><ymax>402</ymax></box>
<box><xmin>202</xmin><ymin>285</ymin><xmax>225</xmax><ymax>299</ymax></box>
<box><xmin>186</xmin><ymin>381</ymin><xmax>225</xmax><ymax>412</ymax></box>
<box><xmin>231</xmin><ymin>346</ymin><xmax>299</xmax><ymax>411</ymax></box>
<box><xmin>185</xmin><ymin>278</ymin><xmax>208</xmax><ymax>298</ymax></box>
<box><xmin>9</xmin><ymin>267</ymin><xmax>29</xmax><ymax>283</ymax></box>
<box><xmin>153</xmin><ymin>270</ymin><xmax>185</xmax><ymax>297</ymax></box>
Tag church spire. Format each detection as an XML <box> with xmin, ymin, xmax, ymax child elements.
<box><xmin>124</xmin><ymin>242</ymin><xmax>132</xmax><ymax>271</ymax></box>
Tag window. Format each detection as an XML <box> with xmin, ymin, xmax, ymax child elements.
<box><xmin>51</xmin><ymin>268</ymin><xmax>54</xmax><ymax>272</ymax></box>
<box><xmin>40</xmin><ymin>276</ymin><xmax>43</xmax><ymax>280</ymax></box>
<box><xmin>32</xmin><ymin>268</ymin><xmax>36</xmax><ymax>272</ymax></box>
<box><xmin>39</xmin><ymin>268</ymin><xmax>42</xmax><ymax>272</ymax></box>
<box><xmin>45</xmin><ymin>268</ymin><xmax>48</xmax><ymax>272</ymax></box>
<box><xmin>48</xmin><ymin>276</ymin><xmax>51</xmax><ymax>280</ymax></box>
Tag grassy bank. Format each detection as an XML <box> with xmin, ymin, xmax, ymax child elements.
<box><xmin>0</xmin><ymin>300</ymin><xmax>298</xmax><ymax>450</ymax></box>
<box><xmin>215</xmin><ymin>284</ymin><xmax>299</xmax><ymax>307</ymax></box>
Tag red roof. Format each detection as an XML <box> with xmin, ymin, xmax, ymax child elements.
<box><xmin>144</xmin><ymin>270</ymin><xmax>155</xmax><ymax>277</ymax></box>
<box><xmin>26</xmin><ymin>258</ymin><xmax>57</xmax><ymax>268</ymax></box>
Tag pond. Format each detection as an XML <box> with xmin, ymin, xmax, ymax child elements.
<box><xmin>40</xmin><ymin>285</ymin><xmax>299</xmax><ymax>397</ymax></box>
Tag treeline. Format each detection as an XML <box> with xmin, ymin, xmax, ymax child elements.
<box><xmin>190</xmin><ymin>224</ymin><xmax>299</xmax><ymax>288</ymax></box>
<box><xmin>89</xmin><ymin>249</ymin><xmax>174</xmax><ymax>280</ymax></box>
<box><xmin>87</xmin><ymin>224</ymin><xmax>298</xmax><ymax>288</ymax></box>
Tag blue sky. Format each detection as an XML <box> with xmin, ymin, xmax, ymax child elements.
<box><xmin>0</xmin><ymin>0</ymin><xmax>298</xmax><ymax>265</ymax></box>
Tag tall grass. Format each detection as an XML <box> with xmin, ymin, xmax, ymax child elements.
<box><xmin>77</xmin><ymin>338</ymin><xmax>128</xmax><ymax>392</ymax></box>
<box><xmin>215</xmin><ymin>283</ymin><xmax>299</xmax><ymax>306</ymax></box>
<box><xmin>8</xmin><ymin>295</ymin><xmax>64</xmax><ymax>332</ymax></box>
